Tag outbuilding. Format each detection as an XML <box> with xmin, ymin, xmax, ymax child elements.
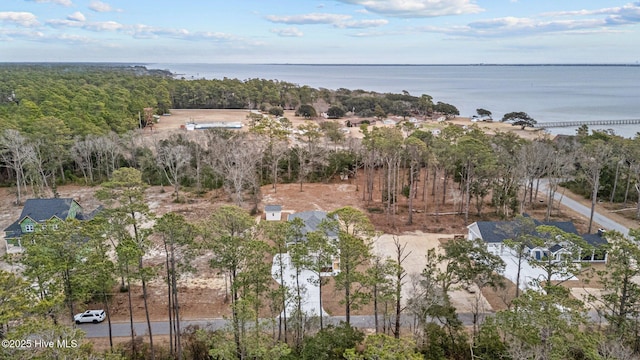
<box><xmin>265</xmin><ymin>205</ymin><xmax>282</xmax><ymax>221</ymax></box>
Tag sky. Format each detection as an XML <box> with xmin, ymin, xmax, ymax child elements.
<box><xmin>1</xmin><ymin>0</ymin><xmax>640</xmax><ymax>64</ymax></box>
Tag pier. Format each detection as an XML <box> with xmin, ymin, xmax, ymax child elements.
<box><xmin>537</xmin><ymin>119</ymin><xmax>640</xmax><ymax>128</ymax></box>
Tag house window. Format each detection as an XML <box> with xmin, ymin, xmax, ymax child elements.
<box><xmin>24</xmin><ymin>224</ymin><xmax>34</xmax><ymax>233</ymax></box>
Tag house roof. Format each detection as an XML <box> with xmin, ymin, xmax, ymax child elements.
<box><xmin>472</xmin><ymin>219</ymin><xmax>579</xmax><ymax>244</ymax></box>
<box><xmin>549</xmin><ymin>244</ymin><xmax>564</xmax><ymax>253</ymax></box>
<box><xmin>77</xmin><ymin>205</ymin><xmax>103</xmax><ymax>221</ymax></box>
<box><xmin>265</xmin><ymin>205</ymin><xmax>282</xmax><ymax>212</ymax></box>
<box><xmin>287</xmin><ymin>210</ymin><xmax>339</xmax><ymax>239</ymax></box>
<box><xmin>4</xmin><ymin>222</ymin><xmax>22</xmax><ymax>237</ymax></box>
<box><xmin>288</xmin><ymin>211</ymin><xmax>328</xmax><ymax>235</ymax></box>
<box><xmin>22</xmin><ymin>198</ymin><xmax>80</xmax><ymax>221</ymax></box>
<box><xmin>4</xmin><ymin>198</ymin><xmax>86</xmax><ymax>237</ymax></box>
<box><xmin>582</xmin><ymin>233</ymin><xmax>609</xmax><ymax>247</ymax></box>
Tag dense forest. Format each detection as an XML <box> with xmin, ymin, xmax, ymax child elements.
<box><xmin>1</xmin><ymin>64</ymin><xmax>640</xmax><ymax>360</ymax></box>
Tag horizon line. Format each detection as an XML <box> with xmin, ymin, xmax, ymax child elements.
<box><xmin>1</xmin><ymin>62</ymin><xmax>639</xmax><ymax>67</ymax></box>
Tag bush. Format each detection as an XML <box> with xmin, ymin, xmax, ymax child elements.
<box><xmin>296</xmin><ymin>104</ymin><xmax>317</xmax><ymax>118</ymax></box>
<box><xmin>299</xmin><ymin>323</ymin><xmax>364</xmax><ymax>360</ymax></box>
<box><xmin>327</xmin><ymin>105</ymin><xmax>346</xmax><ymax>119</ymax></box>
<box><xmin>269</xmin><ymin>106</ymin><xmax>284</xmax><ymax>117</ymax></box>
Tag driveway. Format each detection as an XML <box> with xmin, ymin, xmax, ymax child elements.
<box><xmin>495</xmin><ymin>249</ymin><xmax>576</xmax><ymax>292</ymax></box>
<box><xmin>272</xmin><ymin>253</ymin><xmax>326</xmax><ymax>319</ymax></box>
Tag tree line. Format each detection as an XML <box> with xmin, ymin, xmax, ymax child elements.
<box><xmin>2</xmin><ymin>103</ymin><xmax>639</xmax><ymax>225</ymax></box>
<box><xmin>0</xmin><ymin>64</ymin><xmax>461</xmax><ymax>138</ymax></box>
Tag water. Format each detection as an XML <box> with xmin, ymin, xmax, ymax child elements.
<box><xmin>148</xmin><ymin>63</ymin><xmax>640</xmax><ymax>138</ymax></box>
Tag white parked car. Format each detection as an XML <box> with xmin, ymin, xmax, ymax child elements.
<box><xmin>74</xmin><ymin>310</ymin><xmax>106</xmax><ymax>324</ymax></box>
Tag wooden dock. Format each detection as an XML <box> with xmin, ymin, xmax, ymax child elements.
<box><xmin>537</xmin><ymin>118</ymin><xmax>640</xmax><ymax>128</ymax></box>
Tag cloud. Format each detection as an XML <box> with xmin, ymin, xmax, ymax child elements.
<box><xmin>337</xmin><ymin>19</ymin><xmax>388</xmax><ymax>28</ymax></box>
<box><xmin>47</xmin><ymin>18</ymin><xmax>125</xmax><ymax>32</ymax></box>
<box><xmin>270</xmin><ymin>27</ymin><xmax>304</xmax><ymax>37</ymax></box>
<box><xmin>0</xmin><ymin>28</ymin><xmax>45</xmax><ymax>41</ymax></box>
<box><xmin>347</xmin><ymin>29</ymin><xmax>404</xmax><ymax>37</ymax></box>
<box><xmin>266</xmin><ymin>12</ymin><xmax>387</xmax><ymax>29</ymax></box>
<box><xmin>67</xmin><ymin>11</ymin><xmax>85</xmax><ymax>22</ymax></box>
<box><xmin>0</xmin><ymin>26</ymin><xmax>99</xmax><ymax>44</ymax></box>
<box><xmin>0</xmin><ymin>12</ymin><xmax>39</xmax><ymax>27</ymax></box>
<box><xmin>607</xmin><ymin>2</ymin><xmax>640</xmax><ymax>24</ymax></box>
<box><xmin>541</xmin><ymin>2</ymin><xmax>640</xmax><ymax>25</ymax></box>
<box><xmin>43</xmin><ymin>13</ymin><xmax>246</xmax><ymax>44</ymax></box>
<box><xmin>83</xmin><ymin>20</ymin><xmax>124</xmax><ymax>32</ymax></box>
<box><xmin>89</xmin><ymin>0</ymin><xmax>120</xmax><ymax>13</ymax></box>
<box><xmin>265</xmin><ymin>13</ymin><xmax>351</xmax><ymax>25</ymax></box>
<box><xmin>419</xmin><ymin>2</ymin><xmax>640</xmax><ymax>38</ymax></box>
<box><xmin>421</xmin><ymin>17</ymin><xmax>607</xmax><ymax>37</ymax></box>
<box><xmin>55</xmin><ymin>33</ymin><xmax>95</xmax><ymax>43</ymax></box>
<box><xmin>25</xmin><ymin>0</ymin><xmax>72</xmax><ymax>6</ymax></box>
<box><xmin>336</xmin><ymin>0</ymin><xmax>483</xmax><ymax>18</ymax></box>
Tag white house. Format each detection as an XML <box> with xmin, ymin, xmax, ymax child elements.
<box><xmin>287</xmin><ymin>210</ymin><xmax>340</xmax><ymax>275</ymax></box>
<box><xmin>467</xmin><ymin>218</ymin><xmax>608</xmax><ymax>263</ymax></box>
<box><xmin>265</xmin><ymin>205</ymin><xmax>282</xmax><ymax>221</ymax></box>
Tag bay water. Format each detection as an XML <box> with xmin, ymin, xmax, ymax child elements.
<box><xmin>149</xmin><ymin>63</ymin><xmax>640</xmax><ymax>138</ymax></box>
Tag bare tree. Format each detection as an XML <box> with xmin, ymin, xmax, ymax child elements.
<box><xmin>404</xmin><ymin>137</ymin><xmax>426</xmax><ymax>225</ymax></box>
<box><xmin>100</xmin><ymin>132</ymin><xmax>123</xmax><ymax>179</ymax></box>
<box><xmin>119</xmin><ymin>130</ymin><xmax>144</xmax><ymax>169</ymax></box>
<box><xmin>24</xmin><ymin>138</ymin><xmax>52</xmax><ymax>198</ymax></box>
<box><xmin>187</xmin><ymin>131</ymin><xmax>208</xmax><ymax>194</ymax></box>
<box><xmin>491</xmin><ymin>132</ymin><xmax>525</xmax><ymax>218</ymax></box>
<box><xmin>579</xmin><ymin>140</ymin><xmax>613</xmax><ymax>233</ymax></box>
<box><xmin>545</xmin><ymin>145</ymin><xmax>575</xmax><ymax>221</ymax></box>
<box><xmin>267</xmin><ymin>140</ymin><xmax>289</xmax><ymax>193</ymax></box>
<box><xmin>517</xmin><ymin>141</ymin><xmax>549</xmax><ymax>212</ymax></box>
<box><xmin>0</xmin><ymin>129</ymin><xmax>33</xmax><ymax>204</ymax></box>
<box><xmin>391</xmin><ymin>236</ymin><xmax>410</xmax><ymax>338</ymax></box>
<box><xmin>208</xmin><ymin>131</ymin><xmax>264</xmax><ymax>206</ymax></box>
<box><xmin>249</xmin><ymin>116</ymin><xmax>291</xmax><ymax>192</ymax></box>
<box><xmin>71</xmin><ymin>135</ymin><xmax>95</xmax><ymax>184</ymax></box>
<box><xmin>294</xmin><ymin>122</ymin><xmax>326</xmax><ymax>192</ymax></box>
<box><xmin>156</xmin><ymin>137</ymin><xmax>192</xmax><ymax>201</ymax></box>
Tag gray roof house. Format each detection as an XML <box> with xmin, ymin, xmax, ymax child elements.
<box><xmin>287</xmin><ymin>210</ymin><xmax>340</xmax><ymax>273</ymax></box>
<box><xmin>468</xmin><ymin>217</ymin><xmax>608</xmax><ymax>263</ymax></box>
<box><xmin>4</xmin><ymin>198</ymin><xmax>100</xmax><ymax>252</ymax></box>
<box><xmin>288</xmin><ymin>210</ymin><xmax>330</xmax><ymax>236</ymax></box>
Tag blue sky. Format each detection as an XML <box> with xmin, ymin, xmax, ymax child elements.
<box><xmin>2</xmin><ymin>0</ymin><xmax>640</xmax><ymax>64</ymax></box>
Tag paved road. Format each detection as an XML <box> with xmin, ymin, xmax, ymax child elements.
<box><xmin>79</xmin><ymin>314</ymin><xmax>481</xmax><ymax>338</ymax></box>
<box><xmin>80</xmin><ymin>310</ymin><xmax>604</xmax><ymax>338</ymax></box>
<box><xmin>540</xmin><ymin>180</ymin><xmax>631</xmax><ymax>237</ymax></box>
<box><xmin>79</xmin><ymin>319</ymin><xmax>227</xmax><ymax>338</ymax></box>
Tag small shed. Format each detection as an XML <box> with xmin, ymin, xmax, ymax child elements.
<box><xmin>265</xmin><ymin>205</ymin><xmax>282</xmax><ymax>221</ymax></box>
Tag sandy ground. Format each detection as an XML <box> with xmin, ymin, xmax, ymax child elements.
<box><xmin>373</xmin><ymin>232</ymin><xmax>492</xmax><ymax>313</ymax></box>
<box><xmin>150</xmin><ymin>109</ymin><xmax>546</xmax><ymax>142</ymax></box>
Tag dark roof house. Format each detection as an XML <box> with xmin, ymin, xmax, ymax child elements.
<box><xmin>468</xmin><ymin>217</ymin><xmax>608</xmax><ymax>263</ymax></box>
<box><xmin>469</xmin><ymin>219</ymin><xmax>578</xmax><ymax>244</ymax></box>
<box><xmin>4</xmin><ymin>198</ymin><xmax>99</xmax><ymax>251</ymax></box>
